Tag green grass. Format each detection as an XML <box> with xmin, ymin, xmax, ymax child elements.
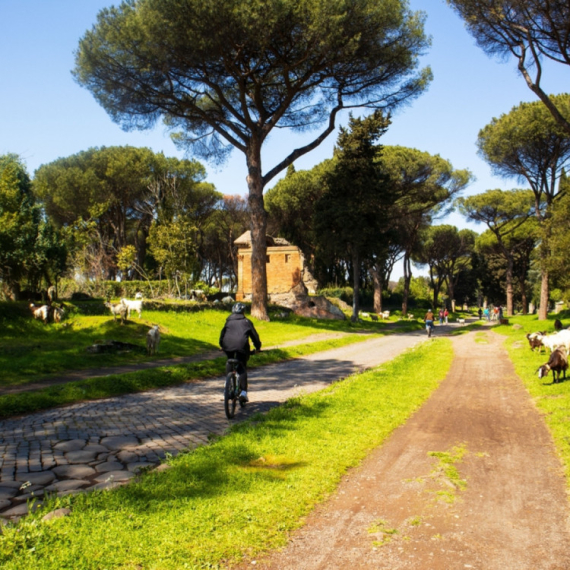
<box><xmin>0</xmin><ymin>338</ymin><xmax>453</xmax><ymax>570</ymax></box>
<box><xmin>495</xmin><ymin>313</ymin><xmax>570</xmax><ymax>485</ymax></box>
<box><xmin>0</xmin><ymin>333</ymin><xmax>378</xmax><ymax>420</ymax></box>
<box><xmin>0</xmin><ymin>305</ymin><xmax>421</xmax><ymax>390</ymax></box>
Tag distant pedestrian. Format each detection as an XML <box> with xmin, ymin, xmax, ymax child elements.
<box><xmin>478</xmin><ymin>307</ymin><xmax>483</xmax><ymax>320</ymax></box>
<box><xmin>498</xmin><ymin>306</ymin><xmax>503</xmax><ymax>321</ymax></box>
<box><xmin>484</xmin><ymin>307</ymin><xmax>490</xmax><ymax>321</ymax></box>
<box><xmin>444</xmin><ymin>309</ymin><xmax>449</xmax><ymax>324</ymax></box>
<box><xmin>439</xmin><ymin>309</ymin><xmax>444</xmax><ymax>325</ymax></box>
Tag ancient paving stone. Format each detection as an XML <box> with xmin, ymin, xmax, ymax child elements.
<box><xmin>93</xmin><ymin>470</ymin><xmax>134</xmax><ymax>483</ymax></box>
<box><xmin>45</xmin><ymin>480</ymin><xmax>88</xmax><ymax>493</ymax></box>
<box><xmin>53</xmin><ymin>440</ymin><xmax>86</xmax><ymax>452</ymax></box>
<box><xmin>0</xmin><ymin>481</ymin><xmax>21</xmax><ymax>489</ymax></box>
<box><xmin>65</xmin><ymin>450</ymin><xmax>97</xmax><ymax>464</ymax></box>
<box><xmin>2</xmin><ymin>501</ymin><xmax>42</xmax><ymax>517</ymax></box>
<box><xmin>52</xmin><ymin>464</ymin><xmax>96</xmax><ymax>479</ymax></box>
<box><xmin>18</xmin><ymin>489</ymin><xmax>45</xmax><ymax>501</ymax></box>
<box><xmin>0</xmin><ymin>500</ymin><xmax>10</xmax><ymax>510</ymax></box>
<box><xmin>83</xmin><ymin>444</ymin><xmax>109</xmax><ymax>453</ymax></box>
<box><xmin>0</xmin><ymin>487</ymin><xmax>18</xmax><ymax>501</ymax></box>
<box><xmin>94</xmin><ymin>461</ymin><xmax>124</xmax><ymax>473</ymax></box>
<box><xmin>42</xmin><ymin>507</ymin><xmax>71</xmax><ymax>522</ymax></box>
<box><xmin>127</xmin><ymin>462</ymin><xmax>154</xmax><ymax>473</ymax></box>
<box><xmin>116</xmin><ymin>450</ymin><xmax>139</xmax><ymax>463</ymax></box>
<box><xmin>100</xmin><ymin>436</ymin><xmax>139</xmax><ymax>450</ymax></box>
<box><xmin>86</xmin><ymin>481</ymin><xmax>123</xmax><ymax>492</ymax></box>
<box><xmin>15</xmin><ymin>471</ymin><xmax>55</xmax><ymax>486</ymax></box>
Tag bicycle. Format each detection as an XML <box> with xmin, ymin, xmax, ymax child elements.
<box><xmin>224</xmin><ymin>350</ymin><xmax>257</xmax><ymax>419</ymax></box>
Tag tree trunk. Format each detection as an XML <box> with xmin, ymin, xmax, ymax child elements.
<box><xmin>371</xmin><ymin>265</ymin><xmax>383</xmax><ymax>313</ymax></box>
<box><xmin>505</xmin><ymin>255</ymin><xmax>514</xmax><ymax>317</ymax></box>
<box><xmin>351</xmin><ymin>250</ymin><xmax>360</xmax><ymax>322</ymax></box>
<box><xmin>520</xmin><ymin>281</ymin><xmax>528</xmax><ymax>315</ymax></box>
<box><xmin>246</xmin><ymin>144</ymin><xmax>269</xmax><ymax>321</ymax></box>
<box><xmin>539</xmin><ymin>267</ymin><xmax>549</xmax><ymax>321</ymax></box>
<box><xmin>402</xmin><ymin>253</ymin><xmax>412</xmax><ymax>317</ymax></box>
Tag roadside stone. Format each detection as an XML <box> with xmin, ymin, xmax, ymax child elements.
<box><xmin>127</xmin><ymin>462</ymin><xmax>154</xmax><ymax>473</ymax></box>
<box><xmin>42</xmin><ymin>508</ymin><xmax>71</xmax><ymax>522</ymax></box>
<box><xmin>44</xmin><ymin>480</ymin><xmax>88</xmax><ymax>493</ymax></box>
<box><xmin>100</xmin><ymin>436</ymin><xmax>139</xmax><ymax>450</ymax></box>
<box><xmin>52</xmin><ymin>465</ymin><xmax>96</xmax><ymax>479</ymax></box>
<box><xmin>65</xmin><ymin>450</ymin><xmax>97</xmax><ymax>464</ymax></box>
<box><xmin>15</xmin><ymin>471</ymin><xmax>55</xmax><ymax>486</ymax></box>
<box><xmin>94</xmin><ymin>470</ymin><xmax>134</xmax><ymax>483</ymax></box>
<box><xmin>53</xmin><ymin>440</ymin><xmax>86</xmax><ymax>452</ymax></box>
<box><xmin>154</xmin><ymin>464</ymin><xmax>171</xmax><ymax>472</ymax></box>
<box><xmin>0</xmin><ymin>500</ymin><xmax>11</xmax><ymax>510</ymax></box>
<box><xmin>95</xmin><ymin>461</ymin><xmax>124</xmax><ymax>473</ymax></box>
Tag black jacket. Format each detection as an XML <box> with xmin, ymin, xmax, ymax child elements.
<box><xmin>219</xmin><ymin>313</ymin><xmax>262</xmax><ymax>354</ymax></box>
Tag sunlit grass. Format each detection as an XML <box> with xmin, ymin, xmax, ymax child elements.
<box><xmin>0</xmin><ymin>339</ymin><xmax>453</xmax><ymax>570</ymax></box>
<box><xmin>495</xmin><ymin>313</ymin><xmax>570</xmax><ymax>486</ymax></box>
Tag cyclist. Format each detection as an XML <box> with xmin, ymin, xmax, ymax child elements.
<box><xmin>424</xmin><ymin>308</ymin><xmax>435</xmax><ymax>337</ymax></box>
<box><xmin>219</xmin><ymin>302</ymin><xmax>262</xmax><ymax>403</ymax></box>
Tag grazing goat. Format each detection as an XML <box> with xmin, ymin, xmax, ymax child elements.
<box><xmin>554</xmin><ymin>319</ymin><xmax>563</xmax><ymax>331</ymax></box>
<box><xmin>526</xmin><ymin>332</ymin><xmax>546</xmax><ymax>353</ymax></box>
<box><xmin>105</xmin><ymin>301</ymin><xmax>128</xmax><ymax>324</ymax></box>
<box><xmin>121</xmin><ymin>298</ymin><xmax>143</xmax><ymax>319</ymax></box>
<box><xmin>541</xmin><ymin>329</ymin><xmax>570</xmax><ymax>353</ymax></box>
<box><xmin>134</xmin><ymin>292</ymin><xmax>144</xmax><ymax>300</ymax></box>
<box><xmin>538</xmin><ymin>347</ymin><xmax>568</xmax><ymax>383</ymax></box>
<box><xmin>370</xmin><ymin>314</ymin><xmax>379</xmax><ymax>321</ymax></box>
<box><xmin>381</xmin><ymin>311</ymin><xmax>390</xmax><ymax>319</ymax></box>
<box><xmin>146</xmin><ymin>325</ymin><xmax>160</xmax><ymax>355</ymax></box>
<box><xmin>52</xmin><ymin>306</ymin><xmax>65</xmax><ymax>323</ymax></box>
<box><xmin>30</xmin><ymin>303</ymin><xmax>50</xmax><ymax>323</ymax></box>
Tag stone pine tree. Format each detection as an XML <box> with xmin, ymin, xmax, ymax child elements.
<box><xmin>448</xmin><ymin>0</ymin><xmax>570</xmax><ymax>135</ymax></box>
<box><xmin>73</xmin><ymin>0</ymin><xmax>432</xmax><ymax>320</ymax></box>
<box><xmin>477</xmin><ymin>95</ymin><xmax>570</xmax><ymax>320</ymax></box>
<box><xmin>456</xmin><ymin>189</ymin><xmax>536</xmax><ymax>316</ymax></box>
<box><xmin>314</xmin><ymin>111</ymin><xmax>392</xmax><ymax>322</ymax></box>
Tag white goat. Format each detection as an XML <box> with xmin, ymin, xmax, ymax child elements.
<box><xmin>121</xmin><ymin>298</ymin><xmax>143</xmax><ymax>319</ymax></box>
<box><xmin>30</xmin><ymin>303</ymin><xmax>50</xmax><ymax>323</ymax></box>
<box><xmin>134</xmin><ymin>292</ymin><xmax>144</xmax><ymax>300</ymax></box>
<box><xmin>146</xmin><ymin>325</ymin><xmax>160</xmax><ymax>355</ymax></box>
<box><xmin>53</xmin><ymin>306</ymin><xmax>65</xmax><ymax>323</ymax></box>
<box><xmin>541</xmin><ymin>330</ymin><xmax>570</xmax><ymax>353</ymax></box>
<box><xmin>105</xmin><ymin>301</ymin><xmax>128</xmax><ymax>324</ymax></box>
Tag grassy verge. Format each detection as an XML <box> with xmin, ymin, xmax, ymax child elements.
<box><xmin>494</xmin><ymin>315</ymin><xmax>570</xmax><ymax>485</ymax></box>
<box><xmin>0</xmin><ymin>333</ymin><xmax>382</xmax><ymax>420</ymax></box>
<box><xmin>0</xmin><ymin>307</ymin><xmax>421</xmax><ymax>389</ymax></box>
<box><xmin>0</xmin><ymin>338</ymin><xmax>452</xmax><ymax>569</ymax></box>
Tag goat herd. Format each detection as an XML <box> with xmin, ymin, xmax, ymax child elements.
<box><xmin>30</xmin><ymin>291</ymin><xmax>160</xmax><ymax>356</ymax></box>
<box><xmin>527</xmin><ymin>319</ymin><xmax>570</xmax><ymax>384</ymax></box>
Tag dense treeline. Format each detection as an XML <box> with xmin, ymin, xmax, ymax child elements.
<box><xmin>0</xmin><ymin>148</ymin><xmax>249</xmax><ymax>300</ymax></box>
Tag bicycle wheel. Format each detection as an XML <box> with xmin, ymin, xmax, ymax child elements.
<box><xmin>224</xmin><ymin>372</ymin><xmax>237</xmax><ymax>419</ymax></box>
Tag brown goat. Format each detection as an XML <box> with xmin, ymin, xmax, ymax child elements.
<box><xmin>537</xmin><ymin>347</ymin><xmax>568</xmax><ymax>384</ymax></box>
<box><xmin>526</xmin><ymin>332</ymin><xmax>546</xmax><ymax>353</ymax></box>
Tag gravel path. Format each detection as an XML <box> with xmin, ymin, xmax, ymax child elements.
<box><xmin>244</xmin><ymin>330</ymin><xmax>570</xmax><ymax>570</ymax></box>
<box><xmin>0</xmin><ymin>328</ymin><xmax>429</xmax><ymax>520</ymax></box>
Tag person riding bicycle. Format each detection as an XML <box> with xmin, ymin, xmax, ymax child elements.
<box><xmin>424</xmin><ymin>309</ymin><xmax>435</xmax><ymax>335</ymax></box>
<box><xmin>219</xmin><ymin>302</ymin><xmax>262</xmax><ymax>403</ymax></box>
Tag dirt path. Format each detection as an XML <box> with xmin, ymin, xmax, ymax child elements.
<box><xmin>241</xmin><ymin>330</ymin><xmax>570</xmax><ymax>570</ymax></box>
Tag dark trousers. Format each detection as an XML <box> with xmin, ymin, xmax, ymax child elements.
<box><xmin>224</xmin><ymin>351</ymin><xmax>249</xmax><ymax>392</ymax></box>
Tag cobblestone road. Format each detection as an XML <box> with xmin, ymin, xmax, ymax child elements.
<box><xmin>0</xmin><ymin>330</ymin><xmax>429</xmax><ymax>519</ymax></box>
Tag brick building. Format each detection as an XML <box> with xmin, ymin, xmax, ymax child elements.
<box><xmin>234</xmin><ymin>231</ymin><xmax>316</xmax><ymax>301</ymax></box>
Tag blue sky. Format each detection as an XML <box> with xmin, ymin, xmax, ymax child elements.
<box><xmin>0</xmin><ymin>0</ymin><xmax>567</xmax><ymax>278</ymax></box>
